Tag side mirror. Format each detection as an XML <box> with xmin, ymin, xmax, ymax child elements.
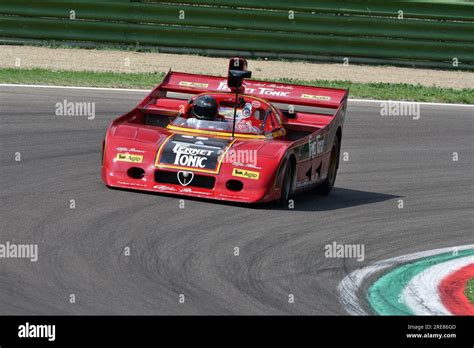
<box><xmin>228</xmin><ymin>57</ymin><xmax>248</xmax><ymax>72</ymax></box>
<box><xmin>227</xmin><ymin>69</ymin><xmax>252</xmax><ymax>89</ymax></box>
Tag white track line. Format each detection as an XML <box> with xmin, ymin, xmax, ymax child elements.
<box><xmin>337</xmin><ymin>244</ymin><xmax>474</xmax><ymax>315</ymax></box>
<box><xmin>349</xmin><ymin>98</ymin><xmax>474</xmax><ymax>108</ymax></box>
<box><xmin>0</xmin><ymin>83</ymin><xmax>147</xmax><ymax>93</ymax></box>
<box><xmin>1</xmin><ymin>84</ymin><xmax>473</xmax><ymax>108</ymax></box>
<box><xmin>402</xmin><ymin>255</ymin><xmax>474</xmax><ymax>315</ymax></box>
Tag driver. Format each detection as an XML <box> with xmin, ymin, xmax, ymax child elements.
<box><xmin>192</xmin><ymin>95</ymin><xmax>218</xmax><ymax>121</ymax></box>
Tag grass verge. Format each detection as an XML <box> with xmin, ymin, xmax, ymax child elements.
<box><xmin>0</xmin><ymin>68</ymin><xmax>165</xmax><ymax>90</ymax></box>
<box><xmin>466</xmin><ymin>278</ymin><xmax>474</xmax><ymax>306</ymax></box>
<box><xmin>1</xmin><ymin>68</ymin><xmax>473</xmax><ymax>104</ymax></box>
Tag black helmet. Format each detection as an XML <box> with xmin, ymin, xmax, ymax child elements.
<box><xmin>192</xmin><ymin>95</ymin><xmax>218</xmax><ymax>120</ymax></box>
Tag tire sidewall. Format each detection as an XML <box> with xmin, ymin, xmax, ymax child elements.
<box><xmin>327</xmin><ymin>137</ymin><xmax>339</xmax><ymax>188</ymax></box>
<box><xmin>279</xmin><ymin>162</ymin><xmax>292</xmax><ymax>206</ymax></box>
<box><xmin>317</xmin><ymin>136</ymin><xmax>340</xmax><ymax>195</ymax></box>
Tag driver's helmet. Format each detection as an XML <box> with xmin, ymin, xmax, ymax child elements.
<box><xmin>192</xmin><ymin>95</ymin><xmax>218</xmax><ymax>121</ymax></box>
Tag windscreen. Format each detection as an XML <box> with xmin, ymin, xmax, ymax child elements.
<box><xmin>171</xmin><ymin>101</ymin><xmax>270</xmax><ymax>135</ymax></box>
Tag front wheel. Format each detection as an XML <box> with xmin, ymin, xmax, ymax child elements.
<box><xmin>317</xmin><ymin>136</ymin><xmax>340</xmax><ymax>196</ymax></box>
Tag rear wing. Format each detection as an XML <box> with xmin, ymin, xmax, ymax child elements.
<box><xmin>157</xmin><ymin>71</ymin><xmax>348</xmax><ymax>110</ymax></box>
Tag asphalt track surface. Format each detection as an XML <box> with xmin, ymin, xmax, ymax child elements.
<box><xmin>0</xmin><ymin>85</ymin><xmax>472</xmax><ymax>315</ymax></box>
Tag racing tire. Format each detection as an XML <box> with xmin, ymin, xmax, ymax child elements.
<box><xmin>278</xmin><ymin>161</ymin><xmax>292</xmax><ymax>207</ymax></box>
<box><xmin>317</xmin><ymin>136</ymin><xmax>340</xmax><ymax>196</ymax></box>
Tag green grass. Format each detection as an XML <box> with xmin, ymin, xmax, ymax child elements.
<box><xmin>0</xmin><ymin>68</ymin><xmax>165</xmax><ymax>89</ymax></box>
<box><xmin>278</xmin><ymin>78</ymin><xmax>474</xmax><ymax>104</ymax></box>
<box><xmin>466</xmin><ymin>278</ymin><xmax>474</xmax><ymax>306</ymax></box>
<box><xmin>1</xmin><ymin>68</ymin><xmax>473</xmax><ymax>104</ymax></box>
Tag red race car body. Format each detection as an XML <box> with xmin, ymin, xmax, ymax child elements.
<box><xmin>102</xmin><ymin>58</ymin><xmax>348</xmax><ymax>204</ymax></box>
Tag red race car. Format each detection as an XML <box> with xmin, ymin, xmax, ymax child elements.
<box><xmin>102</xmin><ymin>58</ymin><xmax>348</xmax><ymax>205</ymax></box>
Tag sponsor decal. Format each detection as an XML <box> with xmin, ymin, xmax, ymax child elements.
<box><xmin>117</xmin><ymin>181</ymin><xmax>147</xmax><ymax>187</ymax></box>
<box><xmin>179</xmin><ymin>188</ymin><xmax>211</xmax><ymax>195</ymax></box>
<box><xmin>236</xmin><ymin>120</ymin><xmax>258</xmax><ymax>133</ymax></box>
<box><xmin>218</xmin><ymin>193</ymin><xmax>251</xmax><ymax>200</ymax></box>
<box><xmin>301</xmin><ymin>94</ymin><xmax>331</xmax><ymax>101</ymax></box>
<box><xmin>309</xmin><ymin>139</ymin><xmax>317</xmax><ymax>158</ymax></box>
<box><xmin>116</xmin><ymin>153</ymin><xmax>143</xmax><ymax>163</ymax></box>
<box><xmin>156</xmin><ymin>134</ymin><xmax>234</xmax><ymax>174</ymax></box>
<box><xmin>217</xmin><ymin>81</ymin><xmax>291</xmax><ymax>97</ymax></box>
<box><xmin>153</xmin><ymin>185</ymin><xmax>177</xmax><ymax>191</ymax></box>
<box><xmin>241</xmin><ymin>103</ymin><xmax>253</xmax><ymax>118</ymax></box>
<box><xmin>232</xmin><ymin>162</ymin><xmax>262</xmax><ymax>170</ymax></box>
<box><xmin>294</xmin><ymin>134</ymin><xmax>326</xmax><ymax>162</ymax></box>
<box><xmin>309</xmin><ymin>135</ymin><xmax>325</xmax><ymax>158</ymax></box>
<box><xmin>177</xmin><ymin>171</ymin><xmax>194</xmax><ymax>186</ymax></box>
<box><xmin>251</xmin><ymin>101</ymin><xmax>261</xmax><ymax>108</ymax></box>
<box><xmin>179</xmin><ymin>81</ymin><xmax>209</xmax><ymax>88</ymax></box>
<box><xmin>317</xmin><ymin>135</ymin><xmax>325</xmax><ymax>154</ymax></box>
<box><xmin>232</xmin><ymin>168</ymin><xmax>260</xmax><ymax>180</ymax></box>
<box><xmin>116</xmin><ymin>146</ymin><xmax>145</xmax><ymax>153</ymax></box>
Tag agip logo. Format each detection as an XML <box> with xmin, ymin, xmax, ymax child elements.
<box><xmin>232</xmin><ymin>168</ymin><xmax>260</xmax><ymax>180</ymax></box>
<box><xmin>116</xmin><ymin>153</ymin><xmax>143</xmax><ymax>163</ymax></box>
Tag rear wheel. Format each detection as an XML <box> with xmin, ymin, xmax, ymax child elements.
<box><xmin>278</xmin><ymin>161</ymin><xmax>292</xmax><ymax>207</ymax></box>
<box><xmin>317</xmin><ymin>136</ymin><xmax>340</xmax><ymax>195</ymax></box>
